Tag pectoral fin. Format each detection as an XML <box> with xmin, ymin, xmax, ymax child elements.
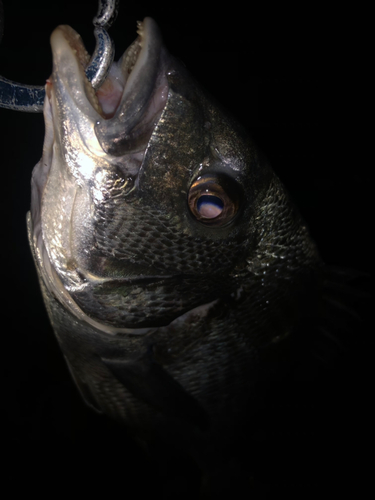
<box><xmin>65</xmin><ymin>357</ymin><xmax>103</xmax><ymax>414</ymax></box>
<box><xmin>102</xmin><ymin>350</ymin><xmax>209</xmax><ymax>431</ymax></box>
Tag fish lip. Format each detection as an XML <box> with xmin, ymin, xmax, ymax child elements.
<box><xmin>49</xmin><ymin>18</ymin><xmax>168</xmax><ymax>156</ymax></box>
<box><xmin>94</xmin><ymin>17</ymin><xmax>167</xmax><ymax>156</ymax></box>
<box><xmin>49</xmin><ymin>25</ymin><xmax>101</xmax><ymax>119</ymax></box>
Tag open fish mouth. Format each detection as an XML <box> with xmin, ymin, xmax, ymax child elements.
<box><xmin>49</xmin><ymin>17</ymin><xmax>169</xmax><ymax>156</ymax></box>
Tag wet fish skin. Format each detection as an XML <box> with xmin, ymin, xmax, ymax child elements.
<box><xmin>27</xmin><ymin>14</ymin><xmax>326</xmax><ymax>496</ymax></box>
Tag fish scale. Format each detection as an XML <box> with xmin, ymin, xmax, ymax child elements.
<box><xmin>94</xmin><ymin>201</ymin><xmax>246</xmax><ymax>272</ymax></box>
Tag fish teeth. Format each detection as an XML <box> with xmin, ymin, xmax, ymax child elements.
<box><xmin>120</xmin><ymin>39</ymin><xmax>142</xmax><ymax>77</ymax></box>
<box><xmin>136</xmin><ymin>20</ymin><xmax>144</xmax><ymax>36</ymax></box>
<box><xmin>136</xmin><ymin>20</ymin><xmax>144</xmax><ymax>47</ymax></box>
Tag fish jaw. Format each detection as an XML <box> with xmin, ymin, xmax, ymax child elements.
<box><xmin>94</xmin><ymin>18</ymin><xmax>169</xmax><ymax>155</ymax></box>
<box><xmin>47</xmin><ymin>18</ymin><xmax>170</xmax><ymax>169</ymax></box>
<box><xmin>30</xmin><ymin>19</ymin><xmax>171</xmax><ymax>333</ymax></box>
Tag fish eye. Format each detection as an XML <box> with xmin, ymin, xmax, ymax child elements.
<box><xmin>188</xmin><ymin>174</ymin><xmax>242</xmax><ymax>226</ymax></box>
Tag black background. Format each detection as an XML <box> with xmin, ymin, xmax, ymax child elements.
<box><xmin>0</xmin><ymin>1</ymin><xmax>372</xmax><ymax>497</ymax></box>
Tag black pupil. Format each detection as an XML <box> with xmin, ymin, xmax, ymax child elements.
<box><xmin>196</xmin><ymin>195</ymin><xmax>224</xmax><ymax>218</ymax></box>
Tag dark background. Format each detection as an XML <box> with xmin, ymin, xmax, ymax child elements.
<box><xmin>0</xmin><ymin>1</ymin><xmax>371</xmax><ymax>497</ymax></box>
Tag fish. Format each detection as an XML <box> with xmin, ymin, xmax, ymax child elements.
<box><xmin>0</xmin><ymin>2</ymin><xmax>370</xmax><ymax>496</ymax></box>
<box><xmin>24</xmin><ymin>14</ymin><xmax>344</xmax><ymax>494</ymax></box>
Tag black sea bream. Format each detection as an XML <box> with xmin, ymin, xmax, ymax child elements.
<box><xmin>1</xmin><ymin>3</ymin><xmax>369</xmax><ymax>498</ymax></box>
<box><xmin>28</xmin><ymin>15</ymin><xmax>324</xmax><ymax>491</ymax></box>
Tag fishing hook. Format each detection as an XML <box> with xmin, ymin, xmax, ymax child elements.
<box><xmin>0</xmin><ymin>0</ymin><xmax>119</xmax><ymax>112</ymax></box>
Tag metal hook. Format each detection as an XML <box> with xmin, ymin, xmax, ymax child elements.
<box><xmin>0</xmin><ymin>0</ymin><xmax>119</xmax><ymax>112</ymax></box>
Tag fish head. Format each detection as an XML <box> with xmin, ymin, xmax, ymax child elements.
<box><xmin>29</xmin><ymin>17</ymin><xmax>321</xmax><ymax>429</ymax></box>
